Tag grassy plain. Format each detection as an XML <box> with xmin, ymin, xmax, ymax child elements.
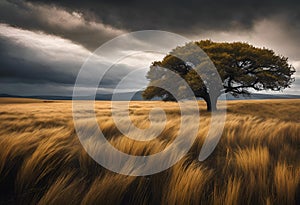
<box><xmin>0</xmin><ymin>98</ymin><xmax>299</xmax><ymax>204</ymax></box>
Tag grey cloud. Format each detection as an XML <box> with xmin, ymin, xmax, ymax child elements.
<box><xmin>0</xmin><ymin>24</ymin><xmax>145</xmax><ymax>95</ymax></box>
<box><xmin>24</xmin><ymin>0</ymin><xmax>300</xmax><ymax>34</ymax></box>
<box><xmin>0</xmin><ymin>0</ymin><xmax>125</xmax><ymax>51</ymax></box>
<box><xmin>1</xmin><ymin>0</ymin><xmax>299</xmax><ymax>51</ymax></box>
<box><xmin>0</xmin><ymin>26</ymin><xmax>86</xmax><ymax>85</ymax></box>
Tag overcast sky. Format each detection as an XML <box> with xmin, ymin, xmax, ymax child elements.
<box><xmin>0</xmin><ymin>0</ymin><xmax>299</xmax><ymax>96</ymax></box>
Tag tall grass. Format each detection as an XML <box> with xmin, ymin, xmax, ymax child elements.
<box><xmin>0</xmin><ymin>99</ymin><xmax>299</xmax><ymax>204</ymax></box>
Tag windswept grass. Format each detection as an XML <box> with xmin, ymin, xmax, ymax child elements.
<box><xmin>0</xmin><ymin>99</ymin><xmax>299</xmax><ymax>204</ymax></box>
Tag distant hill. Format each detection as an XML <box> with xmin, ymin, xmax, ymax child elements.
<box><xmin>0</xmin><ymin>92</ymin><xmax>144</xmax><ymax>101</ymax></box>
<box><xmin>1</xmin><ymin>92</ymin><xmax>300</xmax><ymax>101</ymax></box>
<box><xmin>220</xmin><ymin>93</ymin><xmax>300</xmax><ymax>100</ymax></box>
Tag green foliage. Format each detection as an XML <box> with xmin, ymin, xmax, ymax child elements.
<box><xmin>143</xmin><ymin>40</ymin><xmax>295</xmax><ymax>110</ymax></box>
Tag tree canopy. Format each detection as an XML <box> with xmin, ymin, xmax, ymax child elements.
<box><xmin>143</xmin><ymin>40</ymin><xmax>295</xmax><ymax>111</ymax></box>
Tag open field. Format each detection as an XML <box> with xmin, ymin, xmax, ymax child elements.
<box><xmin>0</xmin><ymin>98</ymin><xmax>299</xmax><ymax>204</ymax></box>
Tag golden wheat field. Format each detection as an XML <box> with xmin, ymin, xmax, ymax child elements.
<box><xmin>0</xmin><ymin>98</ymin><xmax>299</xmax><ymax>205</ymax></box>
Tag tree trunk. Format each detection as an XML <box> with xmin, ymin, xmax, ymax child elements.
<box><xmin>203</xmin><ymin>95</ymin><xmax>218</xmax><ymax>112</ymax></box>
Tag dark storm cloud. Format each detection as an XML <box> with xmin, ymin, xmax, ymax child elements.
<box><xmin>0</xmin><ymin>26</ymin><xmax>85</xmax><ymax>85</ymax></box>
<box><xmin>0</xmin><ymin>24</ymin><xmax>140</xmax><ymax>95</ymax></box>
<box><xmin>0</xmin><ymin>0</ymin><xmax>124</xmax><ymax>51</ymax></box>
<box><xmin>0</xmin><ymin>39</ymin><xmax>76</xmax><ymax>85</ymax></box>
<box><xmin>1</xmin><ymin>0</ymin><xmax>299</xmax><ymax>51</ymax></box>
<box><xmin>24</xmin><ymin>0</ymin><xmax>300</xmax><ymax>33</ymax></box>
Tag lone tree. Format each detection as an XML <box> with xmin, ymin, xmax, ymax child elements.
<box><xmin>143</xmin><ymin>40</ymin><xmax>295</xmax><ymax>111</ymax></box>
